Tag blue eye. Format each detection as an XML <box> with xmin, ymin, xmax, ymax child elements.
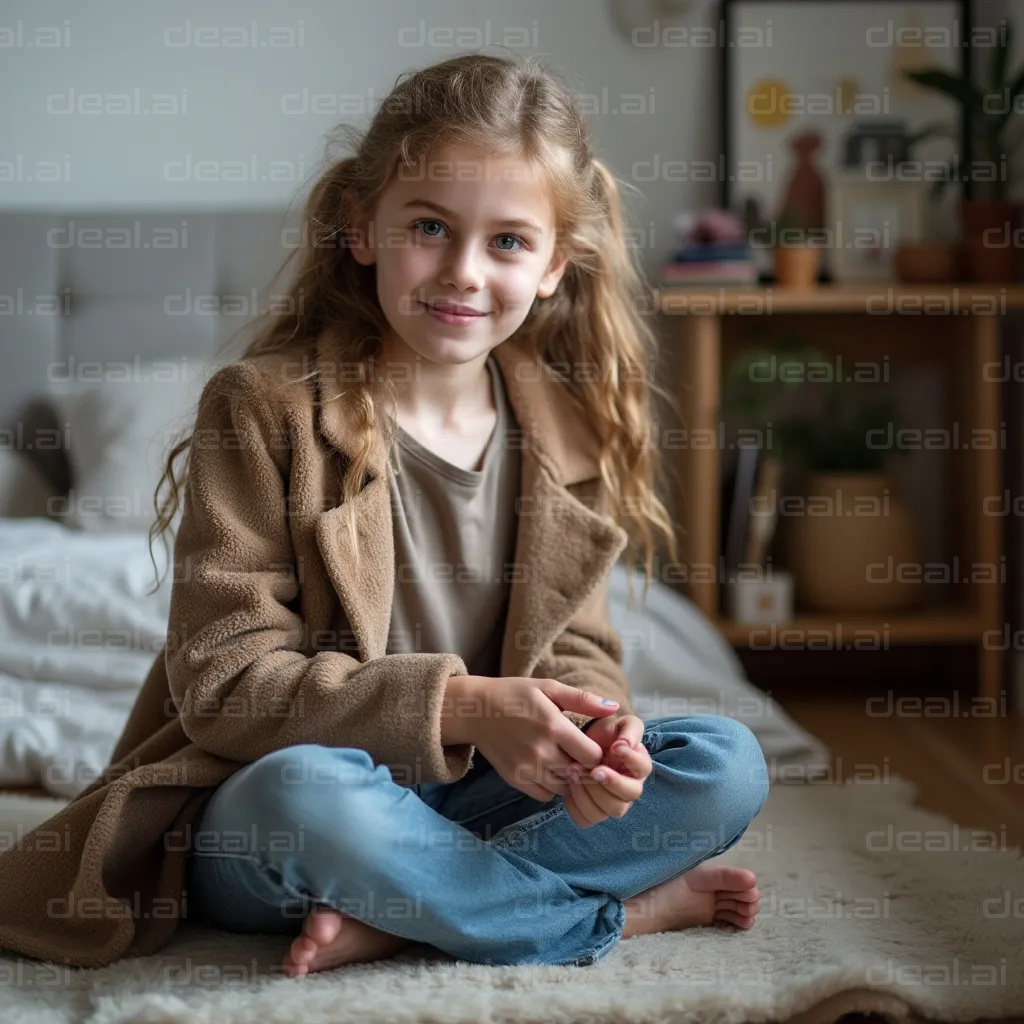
<box><xmin>414</xmin><ymin>219</ymin><xmax>447</xmax><ymax>238</ymax></box>
<box><xmin>412</xmin><ymin>219</ymin><xmax>527</xmax><ymax>253</ymax></box>
<box><xmin>494</xmin><ymin>233</ymin><xmax>526</xmax><ymax>253</ymax></box>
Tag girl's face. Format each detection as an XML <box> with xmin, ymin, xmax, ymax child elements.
<box><xmin>350</xmin><ymin>143</ymin><xmax>570</xmax><ymax>368</ymax></box>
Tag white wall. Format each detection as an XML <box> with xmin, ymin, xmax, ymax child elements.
<box><xmin>2</xmin><ymin>0</ymin><xmax>1011</xmax><ymax>276</ymax></box>
<box><xmin>0</xmin><ymin>0</ymin><xmax>720</xmax><ymax>277</ymax></box>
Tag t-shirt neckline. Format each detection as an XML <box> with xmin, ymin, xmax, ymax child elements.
<box><xmin>393</xmin><ymin>356</ymin><xmax>503</xmax><ymax>486</ymax></box>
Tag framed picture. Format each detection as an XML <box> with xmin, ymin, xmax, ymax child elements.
<box><xmin>721</xmin><ymin>0</ymin><xmax>971</xmax><ymax>278</ymax></box>
<box><xmin>827</xmin><ymin>178</ymin><xmax>925</xmax><ymax>281</ymax></box>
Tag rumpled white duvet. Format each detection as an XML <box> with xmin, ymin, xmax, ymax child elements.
<box><xmin>0</xmin><ymin>518</ymin><xmax>828</xmax><ymax>798</ymax></box>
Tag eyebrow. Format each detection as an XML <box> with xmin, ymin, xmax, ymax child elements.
<box><xmin>401</xmin><ymin>198</ymin><xmax>545</xmax><ymax>234</ymax></box>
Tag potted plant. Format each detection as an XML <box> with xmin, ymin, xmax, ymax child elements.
<box><xmin>893</xmin><ymin>239</ymin><xmax>957</xmax><ymax>283</ymax></box>
<box><xmin>903</xmin><ymin>19</ymin><xmax>1024</xmax><ymax>281</ymax></box>
<box><xmin>724</xmin><ymin>344</ymin><xmax>922</xmax><ymax>613</ymax></box>
<box><xmin>771</xmin><ymin>203</ymin><xmax>822</xmax><ymax>288</ymax></box>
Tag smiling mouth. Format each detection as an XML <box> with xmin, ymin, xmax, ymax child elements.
<box><xmin>424</xmin><ymin>301</ymin><xmax>490</xmax><ymax>316</ymax></box>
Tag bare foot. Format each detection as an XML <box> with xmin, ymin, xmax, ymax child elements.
<box><xmin>282</xmin><ymin>904</ymin><xmax>412</xmax><ymax>977</ymax></box>
<box><xmin>621</xmin><ymin>863</ymin><xmax>761</xmax><ymax>938</ymax></box>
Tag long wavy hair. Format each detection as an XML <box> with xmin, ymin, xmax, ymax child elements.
<box><xmin>148</xmin><ymin>51</ymin><xmax>681</xmax><ymax>609</ymax></box>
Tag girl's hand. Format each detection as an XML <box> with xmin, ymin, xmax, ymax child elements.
<box><xmin>562</xmin><ymin>714</ymin><xmax>653</xmax><ymax>829</ymax></box>
<box><xmin>459</xmin><ymin>676</ymin><xmax>619</xmax><ymax>803</ymax></box>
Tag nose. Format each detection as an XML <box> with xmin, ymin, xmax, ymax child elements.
<box><xmin>438</xmin><ymin>238</ymin><xmax>486</xmax><ymax>293</ymax></box>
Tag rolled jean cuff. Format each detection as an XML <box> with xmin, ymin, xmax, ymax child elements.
<box><xmin>558</xmin><ymin>897</ymin><xmax>626</xmax><ymax>967</ymax></box>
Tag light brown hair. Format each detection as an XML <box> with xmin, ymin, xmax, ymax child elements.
<box><xmin>149</xmin><ymin>51</ymin><xmax>680</xmax><ymax>608</ymax></box>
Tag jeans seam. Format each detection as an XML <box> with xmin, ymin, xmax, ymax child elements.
<box><xmin>189</xmin><ymin>849</ymin><xmax>314</xmax><ymax>907</ymax></box>
<box><xmin>452</xmin><ymin>792</ymin><xmax>529</xmax><ymax>829</ymax></box>
<box><xmin>189</xmin><ymin>850</ymin><xmax>264</xmax><ymax>864</ymax></box>
<box><xmin>487</xmin><ymin>804</ymin><xmax>565</xmax><ymax>848</ymax></box>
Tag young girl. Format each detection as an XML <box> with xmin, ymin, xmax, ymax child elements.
<box><xmin>0</xmin><ymin>52</ymin><xmax>768</xmax><ymax>975</ymax></box>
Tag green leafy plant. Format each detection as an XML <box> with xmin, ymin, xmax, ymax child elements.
<box><xmin>724</xmin><ymin>342</ymin><xmax>907</xmax><ymax>473</ymax></box>
<box><xmin>903</xmin><ymin>18</ymin><xmax>1024</xmax><ymax>201</ymax></box>
<box><xmin>774</xmin><ymin>400</ymin><xmax>900</xmax><ymax>473</ymax></box>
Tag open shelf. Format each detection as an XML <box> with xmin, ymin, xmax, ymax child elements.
<box><xmin>656</xmin><ymin>283</ymin><xmax>1014</xmax><ymax>698</ymax></box>
<box><xmin>659</xmin><ymin>283</ymin><xmax>1024</xmax><ymax>314</ymax></box>
<box><xmin>714</xmin><ymin>603</ymin><xmax>986</xmax><ymax>648</ymax></box>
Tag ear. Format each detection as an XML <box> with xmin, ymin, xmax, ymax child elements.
<box><xmin>536</xmin><ymin>245</ymin><xmax>571</xmax><ymax>299</ymax></box>
<box><xmin>348</xmin><ymin>211</ymin><xmax>376</xmax><ymax>267</ymax></box>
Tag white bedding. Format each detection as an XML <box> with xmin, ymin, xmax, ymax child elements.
<box><xmin>0</xmin><ymin>518</ymin><xmax>172</xmax><ymax>797</ymax></box>
<box><xmin>0</xmin><ymin>518</ymin><xmax>828</xmax><ymax>798</ymax></box>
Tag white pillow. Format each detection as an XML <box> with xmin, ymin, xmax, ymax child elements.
<box><xmin>0</xmin><ymin>450</ymin><xmax>59</xmax><ymax>518</ymax></box>
<box><xmin>49</xmin><ymin>360</ymin><xmax>216</xmax><ymax>532</ymax></box>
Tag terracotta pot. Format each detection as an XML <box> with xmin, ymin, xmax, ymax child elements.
<box><xmin>785</xmin><ymin>472</ymin><xmax>923</xmax><ymax>613</ymax></box>
<box><xmin>960</xmin><ymin>200</ymin><xmax>1023</xmax><ymax>282</ymax></box>
<box><xmin>773</xmin><ymin>245</ymin><xmax>821</xmax><ymax>288</ymax></box>
<box><xmin>893</xmin><ymin>242</ymin><xmax>956</xmax><ymax>283</ymax></box>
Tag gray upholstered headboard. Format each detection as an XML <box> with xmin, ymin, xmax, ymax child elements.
<box><xmin>0</xmin><ymin>207</ymin><xmax>302</xmax><ymax>493</ymax></box>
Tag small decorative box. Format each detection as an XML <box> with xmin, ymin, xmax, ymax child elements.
<box><xmin>725</xmin><ymin>572</ymin><xmax>794</xmax><ymax>625</ymax></box>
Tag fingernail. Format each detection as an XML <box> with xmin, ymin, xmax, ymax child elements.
<box><xmin>601</xmin><ymin>699</ymin><xmax>619</xmax><ymax>706</ymax></box>
<box><xmin>593</xmin><ymin>769</ymin><xmax>607</xmax><ymax>782</ymax></box>
<box><xmin>613</xmin><ymin>740</ymin><xmax>629</xmax><ymax>752</ymax></box>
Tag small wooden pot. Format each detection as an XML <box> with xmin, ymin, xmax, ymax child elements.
<box><xmin>773</xmin><ymin>245</ymin><xmax>821</xmax><ymax>288</ymax></box>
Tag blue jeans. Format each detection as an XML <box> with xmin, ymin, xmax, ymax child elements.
<box><xmin>182</xmin><ymin>714</ymin><xmax>769</xmax><ymax>967</ymax></box>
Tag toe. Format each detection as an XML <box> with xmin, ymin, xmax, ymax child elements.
<box><xmin>716</xmin><ymin>898</ymin><xmax>759</xmax><ymax>915</ymax></box>
<box><xmin>283</xmin><ymin>955</ymin><xmax>309</xmax><ymax>977</ymax></box>
<box><xmin>683</xmin><ymin>864</ymin><xmax>748</xmax><ymax>892</ymax></box>
<box><xmin>684</xmin><ymin>868</ymin><xmax>741</xmax><ymax>892</ymax></box>
<box><xmin>723</xmin><ymin>866</ymin><xmax>757</xmax><ymax>889</ymax></box>
<box><xmin>730</xmin><ymin>886</ymin><xmax>760</xmax><ymax>903</ymax></box>
<box><xmin>715</xmin><ymin>909</ymin><xmax>755</xmax><ymax>929</ymax></box>
<box><xmin>305</xmin><ymin>906</ymin><xmax>343</xmax><ymax>944</ymax></box>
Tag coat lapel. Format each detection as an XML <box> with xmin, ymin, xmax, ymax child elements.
<box><xmin>312</xmin><ymin>328</ymin><xmax>628</xmax><ymax>676</ymax></box>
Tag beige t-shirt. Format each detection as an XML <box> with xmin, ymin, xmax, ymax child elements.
<box><xmin>384</xmin><ymin>355</ymin><xmax>521</xmax><ymax>681</ymax></box>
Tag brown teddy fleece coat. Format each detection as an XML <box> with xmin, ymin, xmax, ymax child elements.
<box><xmin>0</xmin><ymin>327</ymin><xmax>635</xmax><ymax>969</ymax></box>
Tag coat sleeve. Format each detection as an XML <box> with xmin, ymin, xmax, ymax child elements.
<box><xmin>164</xmin><ymin>363</ymin><xmax>475</xmax><ymax>784</ymax></box>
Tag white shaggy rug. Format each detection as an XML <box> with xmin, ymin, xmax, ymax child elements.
<box><xmin>1</xmin><ymin>779</ymin><xmax>1022</xmax><ymax>1024</ymax></box>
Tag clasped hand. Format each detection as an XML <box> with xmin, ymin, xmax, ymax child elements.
<box><xmin>455</xmin><ymin>676</ymin><xmax>653</xmax><ymax>831</ymax></box>
<box><xmin>559</xmin><ymin>714</ymin><xmax>653</xmax><ymax>829</ymax></box>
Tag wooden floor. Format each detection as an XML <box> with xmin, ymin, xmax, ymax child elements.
<box><xmin>781</xmin><ymin>697</ymin><xmax>1024</xmax><ymax>849</ymax></box>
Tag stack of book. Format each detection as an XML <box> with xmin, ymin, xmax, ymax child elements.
<box><xmin>659</xmin><ymin>240</ymin><xmax>758</xmax><ymax>286</ymax></box>
<box><xmin>658</xmin><ymin>209</ymin><xmax>758</xmax><ymax>286</ymax></box>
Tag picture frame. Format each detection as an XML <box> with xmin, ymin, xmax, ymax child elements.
<box><xmin>826</xmin><ymin>178</ymin><xmax>925</xmax><ymax>281</ymax></box>
<box><xmin>720</xmin><ymin>0</ymin><xmax>972</xmax><ymax>271</ymax></box>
